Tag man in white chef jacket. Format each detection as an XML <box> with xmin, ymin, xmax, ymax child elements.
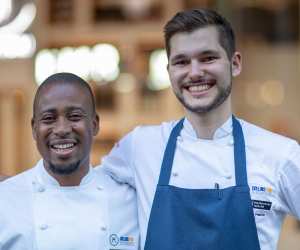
<box><xmin>101</xmin><ymin>8</ymin><xmax>300</xmax><ymax>250</ymax></box>
<box><xmin>0</xmin><ymin>72</ymin><xmax>139</xmax><ymax>250</ymax></box>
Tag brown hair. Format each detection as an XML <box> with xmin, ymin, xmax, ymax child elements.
<box><xmin>164</xmin><ymin>9</ymin><xmax>236</xmax><ymax>59</ymax></box>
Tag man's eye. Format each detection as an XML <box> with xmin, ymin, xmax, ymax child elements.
<box><xmin>69</xmin><ymin>114</ymin><xmax>82</xmax><ymax>121</ymax></box>
<box><xmin>174</xmin><ymin>60</ymin><xmax>188</xmax><ymax>66</ymax></box>
<box><xmin>41</xmin><ymin>116</ymin><xmax>55</xmax><ymax>123</ymax></box>
<box><xmin>201</xmin><ymin>56</ymin><xmax>217</xmax><ymax>63</ymax></box>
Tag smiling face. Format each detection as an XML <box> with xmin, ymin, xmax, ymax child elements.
<box><xmin>168</xmin><ymin>26</ymin><xmax>241</xmax><ymax>115</ymax></box>
<box><xmin>32</xmin><ymin>82</ymin><xmax>99</xmax><ymax>177</ymax></box>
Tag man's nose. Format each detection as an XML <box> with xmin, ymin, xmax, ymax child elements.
<box><xmin>53</xmin><ymin>117</ymin><xmax>71</xmax><ymax>136</ymax></box>
<box><xmin>189</xmin><ymin>60</ymin><xmax>205</xmax><ymax>80</ymax></box>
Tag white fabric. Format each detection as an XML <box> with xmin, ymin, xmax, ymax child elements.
<box><xmin>0</xmin><ymin>160</ymin><xmax>139</xmax><ymax>250</ymax></box>
<box><xmin>101</xmin><ymin>117</ymin><xmax>300</xmax><ymax>250</ymax></box>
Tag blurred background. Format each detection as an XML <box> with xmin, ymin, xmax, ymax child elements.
<box><xmin>0</xmin><ymin>0</ymin><xmax>299</xmax><ymax>248</ymax></box>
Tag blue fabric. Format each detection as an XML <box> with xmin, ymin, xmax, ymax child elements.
<box><xmin>144</xmin><ymin>116</ymin><xmax>261</xmax><ymax>250</ymax></box>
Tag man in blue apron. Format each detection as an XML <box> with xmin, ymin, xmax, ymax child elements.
<box><xmin>102</xmin><ymin>8</ymin><xmax>300</xmax><ymax>250</ymax></box>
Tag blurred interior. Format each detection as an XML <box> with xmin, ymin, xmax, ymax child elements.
<box><xmin>0</xmin><ymin>0</ymin><xmax>299</xmax><ymax>248</ymax></box>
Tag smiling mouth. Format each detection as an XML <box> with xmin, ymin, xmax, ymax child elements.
<box><xmin>50</xmin><ymin>143</ymin><xmax>77</xmax><ymax>155</ymax></box>
<box><xmin>187</xmin><ymin>84</ymin><xmax>212</xmax><ymax>92</ymax></box>
<box><xmin>183</xmin><ymin>81</ymin><xmax>215</xmax><ymax>94</ymax></box>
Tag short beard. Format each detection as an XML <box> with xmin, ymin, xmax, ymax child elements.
<box><xmin>176</xmin><ymin>83</ymin><xmax>232</xmax><ymax>114</ymax></box>
<box><xmin>48</xmin><ymin>161</ymin><xmax>81</xmax><ymax>175</ymax></box>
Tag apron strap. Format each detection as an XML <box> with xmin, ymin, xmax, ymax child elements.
<box><xmin>158</xmin><ymin>119</ymin><xmax>184</xmax><ymax>186</ymax></box>
<box><xmin>232</xmin><ymin>116</ymin><xmax>248</xmax><ymax>186</ymax></box>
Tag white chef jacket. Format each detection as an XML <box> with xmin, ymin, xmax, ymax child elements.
<box><xmin>101</xmin><ymin>117</ymin><xmax>300</xmax><ymax>250</ymax></box>
<box><xmin>0</xmin><ymin>160</ymin><xmax>139</xmax><ymax>250</ymax></box>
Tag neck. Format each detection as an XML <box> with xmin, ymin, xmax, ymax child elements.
<box><xmin>185</xmin><ymin>99</ymin><xmax>232</xmax><ymax>139</ymax></box>
<box><xmin>44</xmin><ymin>159</ymin><xmax>90</xmax><ymax>186</ymax></box>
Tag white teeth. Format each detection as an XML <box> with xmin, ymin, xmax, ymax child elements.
<box><xmin>52</xmin><ymin>143</ymin><xmax>74</xmax><ymax>149</ymax></box>
<box><xmin>189</xmin><ymin>84</ymin><xmax>210</xmax><ymax>92</ymax></box>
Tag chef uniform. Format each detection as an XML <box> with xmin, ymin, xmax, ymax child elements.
<box><xmin>0</xmin><ymin>160</ymin><xmax>139</xmax><ymax>250</ymax></box>
<box><xmin>102</xmin><ymin>116</ymin><xmax>300</xmax><ymax>250</ymax></box>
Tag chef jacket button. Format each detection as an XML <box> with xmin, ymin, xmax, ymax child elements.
<box><xmin>228</xmin><ymin>139</ymin><xmax>234</xmax><ymax>146</ymax></box>
<box><xmin>38</xmin><ymin>186</ymin><xmax>45</xmax><ymax>192</ymax></box>
<box><xmin>172</xmin><ymin>172</ymin><xmax>178</xmax><ymax>177</ymax></box>
<box><xmin>100</xmin><ymin>226</ymin><xmax>107</xmax><ymax>231</ymax></box>
<box><xmin>39</xmin><ymin>224</ymin><xmax>48</xmax><ymax>230</ymax></box>
<box><xmin>223</xmin><ymin>170</ymin><xmax>232</xmax><ymax>179</ymax></box>
<box><xmin>177</xmin><ymin>136</ymin><xmax>183</xmax><ymax>142</ymax></box>
<box><xmin>97</xmin><ymin>186</ymin><xmax>104</xmax><ymax>191</ymax></box>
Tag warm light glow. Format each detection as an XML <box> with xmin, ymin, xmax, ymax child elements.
<box><xmin>56</xmin><ymin>46</ymin><xmax>92</xmax><ymax>80</ymax></box>
<box><xmin>0</xmin><ymin>1</ymin><xmax>37</xmax><ymax>59</ymax></box>
<box><xmin>0</xmin><ymin>33</ymin><xmax>36</xmax><ymax>59</ymax></box>
<box><xmin>73</xmin><ymin>46</ymin><xmax>92</xmax><ymax>80</ymax></box>
<box><xmin>123</xmin><ymin>0</ymin><xmax>151</xmax><ymax>18</ymax></box>
<box><xmin>35</xmin><ymin>49</ymin><xmax>57</xmax><ymax>85</ymax></box>
<box><xmin>245</xmin><ymin>81</ymin><xmax>264</xmax><ymax>108</ymax></box>
<box><xmin>91</xmin><ymin>44</ymin><xmax>120</xmax><ymax>83</ymax></box>
<box><xmin>0</xmin><ymin>2</ymin><xmax>36</xmax><ymax>33</ymax></box>
<box><xmin>0</xmin><ymin>0</ymin><xmax>12</xmax><ymax>24</ymax></box>
<box><xmin>260</xmin><ymin>80</ymin><xmax>285</xmax><ymax>106</ymax></box>
<box><xmin>148</xmin><ymin>49</ymin><xmax>170</xmax><ymax>91</ymax></box>
<box><xmin>35</xmin><ymin>44</ymin><xmax>120</xmax><ymax>85</ymax></box>
<box><xmin>57</xmin><ymin>47</ymin><xmax>76</xmax><ymax>73</ymax></box>
<box><xmin>114</xmin><ymin>73</ymin><xmax>136</xmax><ymax>93</ymax></box>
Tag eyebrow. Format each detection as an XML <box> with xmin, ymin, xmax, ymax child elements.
<box><xmin>170</xmin><ymin>54</ymin><xmax>186</xmax><ymax>62</ymax></box>
<box><xmin>37</xmin><ymin>108</ymin><xmax>56</xmax><ymax>115</ymax></box>
<box><xmin>170</xmin><ymin>50</ymin><xmax>219</xmax><ymax>62</ymax></box>
<box><xmin>66</xmin><ymin>107</ymin><xmax>86</xmax><ymax>113</ymax></box>
<box><xmin>37</xmin><ymin>107</ymin><xmax>87</xmax><ymax>116</ymax></box>
<box><xmin>199</xmin><ymin>50</ymin><xmax>219</xmax><ymax>56</ymax></box>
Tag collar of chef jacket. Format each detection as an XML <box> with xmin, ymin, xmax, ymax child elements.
<box><xmin>182</xmin><ymin>116</ymin><xmax>233</xmax><ymax>141</ymax></box>
<box><xmin>35</xmin><ymin>159</ymin><xmax>94</xmax><ymax>188</ymax></box>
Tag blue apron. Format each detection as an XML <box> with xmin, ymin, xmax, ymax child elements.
<box><xmin>144</xmin><ymin>117</ymin><xmax>261</xmax><ymax>250</ymax></box>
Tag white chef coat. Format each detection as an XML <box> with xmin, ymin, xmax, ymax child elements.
<box><xmin>0</xmin><ymin>160</ymin><xmax>139</xmax><ymax>250</ymax></box>
<box><xmin>101</xmin><ymin>117</ymin><xmax>300</xmax><ymax>250</ymax></box>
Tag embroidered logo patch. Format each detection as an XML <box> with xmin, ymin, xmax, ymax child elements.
<box><xmin>109</xmin><ymin>234</ymin><xmax>119</xmax><ymax>246</ymax></box>
<box><xmin>251</xmin><ymin>185</ymin><xmax>273</xmax><ymax>194</ymax></box>
<box><xmin>120</xmin><ymin>236</ymin><xmax>135</xmax><ymax>246</ymax></box>
<box><xmin>109</xmin><ymin>234</ymin><xmax>135</xmax><ymax>247</ymax></box>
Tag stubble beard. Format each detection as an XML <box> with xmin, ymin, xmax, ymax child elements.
<box><xmin>175</xmin><ymin>82</ymin><xmax>232</xmax><ymax>114</ymax></box>
<box><xmin>48</xmin><ymin>160</ymin><xmax>81</xmax><ymax>175</ymax></box>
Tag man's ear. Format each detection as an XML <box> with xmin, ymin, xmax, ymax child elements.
<box><xmin>92</xmin><ymin>114</ymin><xmax>100</xmax><ymax>136</ymax></box>
<box><xmin>31</xmin><ymin>118</ymin><xmax>37</xmax><ymax>141</ymax></box>
<box><xmin>231</xmin><ymin>52</ymin><xmax>242</xmax><ymax>77</ymax></box>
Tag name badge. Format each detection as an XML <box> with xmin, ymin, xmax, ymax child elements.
<box><xmin>252</xmin><ymin>200</ymin><xmax>272</xmax><ymax>210</ymax></box>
